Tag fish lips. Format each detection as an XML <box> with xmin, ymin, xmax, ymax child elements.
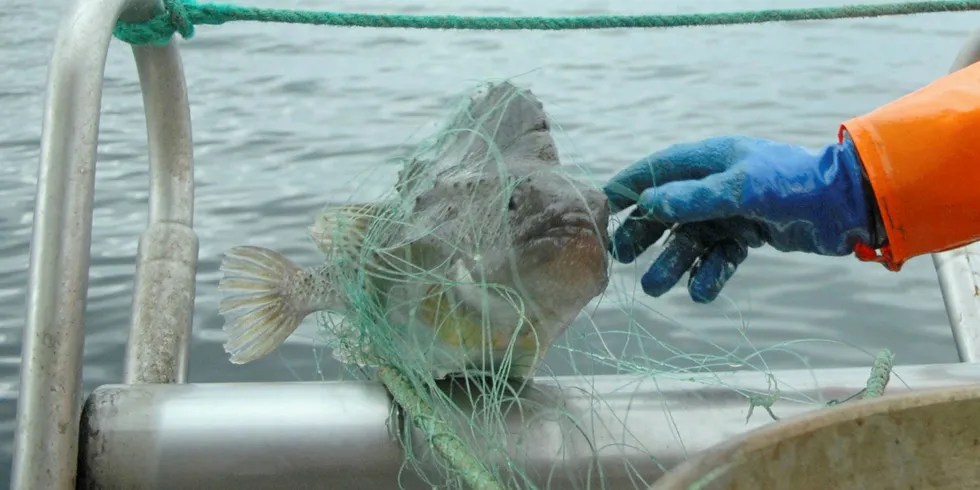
<box><xmin>517</xmin><ymin>222</ymin><xmax>611</xmax><ymax>298</ymax></box>
<box><xmin>463</xmin><ymin>216</ymin><xmax>610</xmax><ymax>284</ymax></box>
<box><xmin>532</xmin><ymin>214</ymin><xmax>610</xmax><ymax>247</ymax></box>
<box><xmin>521</xmin><ymin>217</ymin><xmax>610</xmax><ymax>267</ymax></box>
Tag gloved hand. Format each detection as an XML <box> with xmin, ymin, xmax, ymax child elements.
<box><xmin>603</xmin><ymin>135</ymin><xmax>885</xmax><ymax>303</ymax></box>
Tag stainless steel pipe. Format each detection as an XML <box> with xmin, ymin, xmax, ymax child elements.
<box><xmin>124</xmin><ymin>35</ymin><xmax>197</xmax><ymax>385</ymax></box>
<box><xmin>78</xmin><ymin>363</ymin><xmax>980</xmax><ymax>489</ymax></box>
<box><xmin>13</xmin><ymin>0</ymin><xmax>197</xmax><ymax>486</ymax></box>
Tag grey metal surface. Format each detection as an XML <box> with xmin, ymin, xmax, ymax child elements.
<box><xmin>933</xmin><ymin>249</ymin><xmax>980</xmax><ymax>362</ymax></box>
<box><xmin>11</xmin><ymin>0</ymin><xmax>169</xmax><ymax>488</ymax></box>
<box><xmin>77</xmin><ymin>363</ymin><xmax>980</xmax><ymax>489</ymax></box>
<box><xmin>123</xmin><ymin>42</ymin><xmax>197</xmax><ymax>385</ymax></box>
<box><xmin>78</xmin><ymin>381</ymin><xmax>407</xmax><ymax>490</ymax></box>
<box><xmin>932</xmin><ymin>28</ymin><xmax>980</xmax><ymax>363</ymax></box>
<box><xmin>124</xmin><ymin>222</ymin><xmax>198</xmax><ymax>384</ymax></box>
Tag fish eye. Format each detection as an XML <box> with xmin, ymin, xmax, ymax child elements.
<box><xmin>507</xmin><ymin>196</ymin><xmax>518</xmax><ymax>211</ymax></box>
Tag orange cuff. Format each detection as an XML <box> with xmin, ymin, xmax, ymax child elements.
<box><xmin>841</xmin><ymin>61</ymin><xmax>980</xmax><ymax>271</ymax></box>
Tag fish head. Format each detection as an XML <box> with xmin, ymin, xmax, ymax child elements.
<box><xmin>486</xmin><ymin>164</ymin><xmax>611</xmax><ymax>317</ymax></box>
<box><xmin>402</xmin><ymin>81</ymin><xmax>611</xmax><ymax>322</ymax></box>
<box><xmin>410</xmin><ymin>161</ymin><xmax>611</xmax><ymax>321</ymax></box>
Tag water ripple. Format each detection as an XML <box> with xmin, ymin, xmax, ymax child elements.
<box><xmin>0</xmin><ymin>0</ymin><xmax>975</xmax><ymax>484</ymax></box>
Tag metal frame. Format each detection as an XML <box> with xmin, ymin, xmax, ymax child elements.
<box><xmin>12</xmin><ymin>0</ymin><xmax>195</xmax><ymax>488</ymax></box>
<box><xmin>124</xmin><ymin>42</ymin><xmax>197</xmax><ymax>385</ymax></box>
<box><xmin>10</xmin><ymin>0</ymin><xmax>980</xmax><ymax>485</ymax></box>
<box><xmin>72</xmin><ymin>363</ymin><xmax>980</xmax><ymax>490</ymax></box>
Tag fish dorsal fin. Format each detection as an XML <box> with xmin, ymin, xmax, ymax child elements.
<box><xmin>395</xmin><ymin>81</ymin><xmax>560</xmax><ymax>196</ymax></box>
<box><xmin>447</xmin><ymin>81</ymin><xmax>559</xmax><ymax>166</ymax></box>
<box><xmin>308</xmin><ymin>203</ymin><xmax>395</xmax><ymax>259</ymax></box>
<box><xmin>395</xmin><ymin>155</ymin><xmax>427</xmax><ymax>195</ymax></box>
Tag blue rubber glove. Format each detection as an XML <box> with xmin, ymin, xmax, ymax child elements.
<box><xmin>603</xmin><ymin>135</ymin><xmax>884</xmax><ymax>303</ymax></box>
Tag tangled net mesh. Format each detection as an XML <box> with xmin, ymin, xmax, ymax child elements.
<box><xmin>291</xmin><ymin>78</ymin><xmax>894</xmax><ymax>490</ymax></box>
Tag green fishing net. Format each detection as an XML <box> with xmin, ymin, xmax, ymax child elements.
<box><xmin>299</xmin><ymin>79</ymin><xmax>894</xmax><ymax>490</ymax></box>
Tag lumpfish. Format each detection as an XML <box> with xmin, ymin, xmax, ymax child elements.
<box><xmin>216</xmin><ymin>81</ymin><xmax>611</xmax><ymax>379</ymax></box>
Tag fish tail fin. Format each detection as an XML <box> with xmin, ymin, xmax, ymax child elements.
<box><xmin>218</xmin><ymin>245</ymin><xmax>311</xmax><ymax>364</ymax></box>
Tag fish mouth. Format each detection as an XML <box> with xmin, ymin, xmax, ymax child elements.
<box><xmin>472</xmin><ymin>214</ymin><xmax>610</xmax><ymax>292</ymax></box>
<box><xmin>531</xmin><ymin>214</ymin><xmax>609</xmax><ymax>244</ymax></box>
<box><xmin>516</xmin><ymin>214</ymin><xmax>610</xmax><ymax>298</ymax></box>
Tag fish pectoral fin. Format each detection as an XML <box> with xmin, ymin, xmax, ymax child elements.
<box><xmin>308</xmin><ymin>202</ymin><xmax>393</xmax><ymax>257</ymax></box>
<box><xmin>217</xmin><ymin>245</ymin><xmax>312</xmax><ymax>365</ymax></box>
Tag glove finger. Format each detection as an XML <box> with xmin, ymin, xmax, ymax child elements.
<box><xmin>636</xmin><ymin>170</ymin><xmax>745</xmax><ymax>225</ymax></box>
<box><xmin>738</xmin><ymin>219</ymin><xmax>767</xmax><ymax>249</ymax></box>
<box><xmin>639</xmin><ymin>226</ymin><xmax>706</xmax><ymax>298</ymax></box>
<box><xmin>687</xmin><ymin>239</ymin><xmax>749</xmax><ymax>303</ymax></box>
<box><xmin>609</xmin><ymin>207</ymin><xmax>671</xmax><ymax>264</ymax></box>
<box><xmin>712</xmin><ymin>216</ymin><xmax>767</xmax><ymax>248</ymax></box>
<box><xmin>604</xmin><ymin>138</ymin><xmax>735</xmax><ymax>213</ymax></box>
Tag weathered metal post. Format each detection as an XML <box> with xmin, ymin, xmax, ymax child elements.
<box><xmin>123</xmin><ymin>27</ymin><xmax>197</xmax><ymax>385</ymax></box>
<box><xmin>932</xmin><ymin>27</ymin><xmax>980</xmax><ymax>363</ymax></box>
<box><xmin>11</xmin><ymin>0</ymin><xmax>195</xmax><ymax>488</ymax></box>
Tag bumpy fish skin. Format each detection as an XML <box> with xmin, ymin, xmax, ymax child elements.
<box><xmin>216</xmin><ymin>81</ymin><xmax>611</xmax><ymax>378</ymax></box>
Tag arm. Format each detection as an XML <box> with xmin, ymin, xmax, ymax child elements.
<box><xmin>842</xmin><ymin>61</ymin><xmax>980</xmax><ymax>271</ymax></box>
<box><xmin>603</xmin><ymin>62</ymin><xmax>980</xmax><ymax>302</ymax></box>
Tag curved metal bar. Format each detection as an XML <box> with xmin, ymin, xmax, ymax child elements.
<box><xmin>11</xmin><ymin>0</ymin><xmax>170</xmax><ymax>488</ymax></box>
<box><xmin>123</xmin><ymin>42</ymin><xmax>198</xmax><ymax>385</ymax></box>
<box><xmin>932</xmin><ymin>28</ymin><xmax>980</xmax><ymax>363</ymax></box>
<box><xmin>136</xmin><ymin>43</ymin><xmax>195</xmax><ymax>228</ymax></box>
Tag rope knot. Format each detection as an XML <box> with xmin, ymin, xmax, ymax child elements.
<box><xmin>114</xmin><ymin>0</ymin><xmax>197</xmax><ymax>46</ymax></box>
<box><xmin>165</xmin><ymin>0</ymin><xmax>195</xmax><ymax>40</ymax></box>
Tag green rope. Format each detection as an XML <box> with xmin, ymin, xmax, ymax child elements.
<box><xmin>825</xmin><ymin>348</ymin><xmax>895</xmax><ymax>406</ymax></box>
<box><xmin>377</xmin><ymin>367</ymin><xmax>505</xmax><ymax>490</ymax></box>
<box><xmin>750</xmin><ymin>349</ymin><xmax>895</xmax><ymax>420</ymax></box>
<box><xmin>862</xmin><ymin>348</ymin><xmax>894</xmax><ymax>399</ymax></box>
<box><xmin>746</xmin><ymin>373</ymin><xmax>782</xmax><ymax>422</ymax></box>
<box><xmin>115</xmin><ymin>0</ymin><xmax>980</xmax><ymax>46</ymax></box>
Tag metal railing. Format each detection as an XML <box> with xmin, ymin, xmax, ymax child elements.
<box><xmin>10</xmin><ymin>0</ymin><xmax>980</xmax><ymax>486</ymax></box>
<box><xmin>12</xmin><ymin>0</ymin><xmax>196</xmax><ymax>488</ymax></box>
<box><xmin>73</xmin><ymin>363</ymin><xmax>980</xmax><ymax>490</ymax></box>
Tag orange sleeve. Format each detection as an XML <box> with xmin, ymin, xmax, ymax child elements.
<box><xmin>839</xmin><ymin>61</ymin><xmax>980</xmax><ymax>272</ymax></box>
